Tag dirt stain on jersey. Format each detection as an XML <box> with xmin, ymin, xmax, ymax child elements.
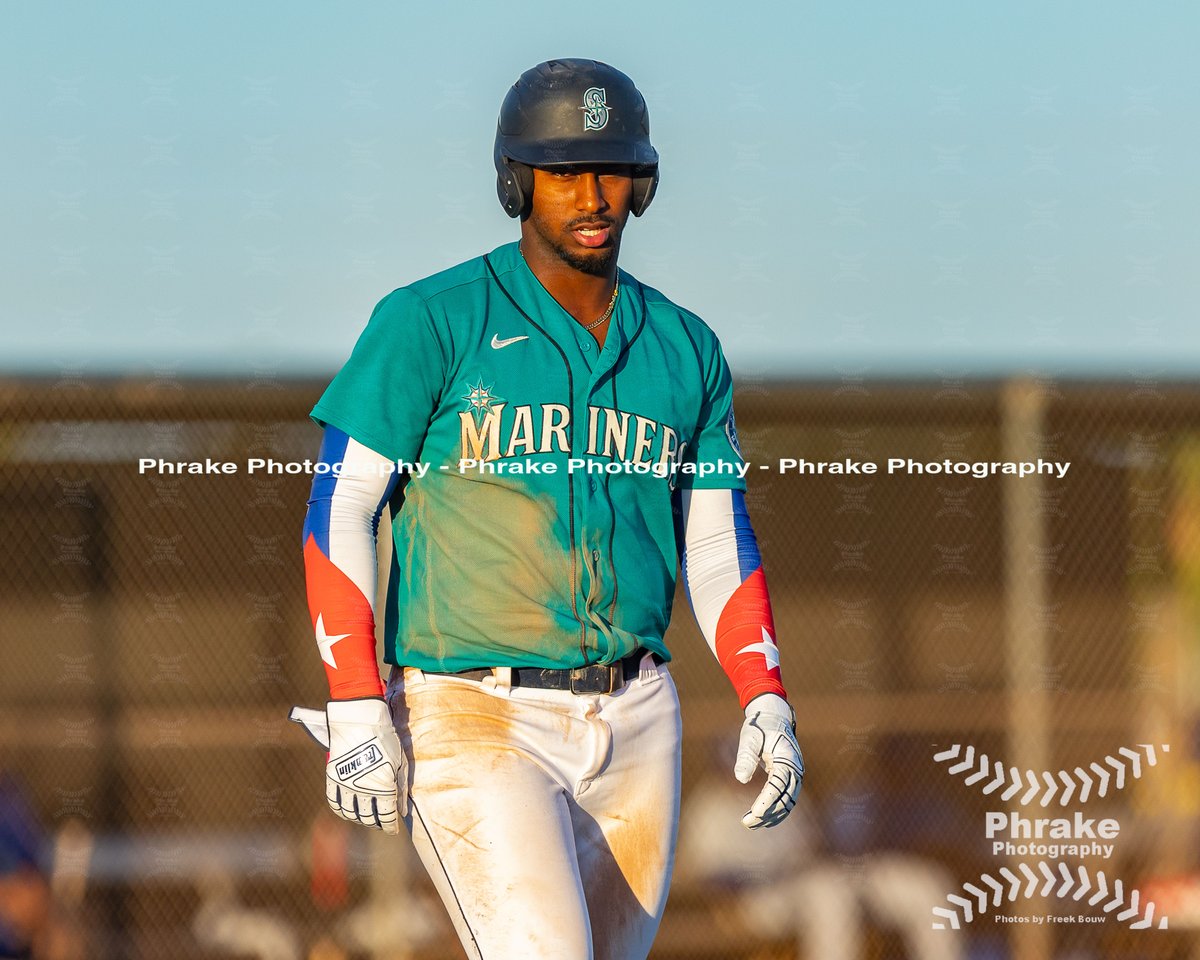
<box><xmin>392</xmin><ymin>475</ymin><xmax>574</xmax><ymax>665</ymax></box>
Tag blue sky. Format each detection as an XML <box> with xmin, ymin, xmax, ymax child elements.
<box><xmin>3</xmin><ymin>1</ymin><xmax>1197</xmax><ymax>377</ymax></box>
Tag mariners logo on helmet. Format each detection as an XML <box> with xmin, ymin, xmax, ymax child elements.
<box><xmin>581</xmin><ymin>87</ymin><xmax>610</xmax><ymax>131</ymax></box>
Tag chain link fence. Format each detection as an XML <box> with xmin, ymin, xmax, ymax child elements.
<box><xmin>1</xmin><ymin>375</ymin><xmax>1198</xmax><ymax>960</ymax></box>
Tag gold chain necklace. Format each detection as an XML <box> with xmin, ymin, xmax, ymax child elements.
<box><xmin>518</xmin><ymin>243</ymin><xmax>618</xmax><ymax>332</ymax></box>
<box><xmin>582</xmin><ymin>284</ymin><xmax>619</xmax><ymax>331</ymax></box>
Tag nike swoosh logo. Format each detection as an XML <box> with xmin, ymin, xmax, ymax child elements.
<box><xmin>491</xmin><ymin>334</ymin><xmax>529</xmax><ymax>349</ymax></box>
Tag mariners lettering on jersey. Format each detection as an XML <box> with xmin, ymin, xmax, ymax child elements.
<box><xmin>458</xmin><ymin>378</ymin><xmax>679</xmax><ymax>469</ymax></box>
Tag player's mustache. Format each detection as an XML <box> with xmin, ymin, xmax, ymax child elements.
<box><xmin>565</xmin><ymin>216</ymin><xmax>616</xmax><ymax>230</ymax></box>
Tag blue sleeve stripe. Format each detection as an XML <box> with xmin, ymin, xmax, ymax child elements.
<box><xmin>301</xmin><ymin>427</ymin><xmax>352</xmax><ymax>555</ymax></box>
<box><xmin>302</xmin><ymin>498</ymin><xmax>331</xmax><ymax>554</ymax></box>
<box><xmin>731</xmin><ymin>490</ymin><xmax>762</xmax><ymax>580</ymax></box>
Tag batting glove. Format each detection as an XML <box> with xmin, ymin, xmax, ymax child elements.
<box><xmin>312</xmin><ymin>698</ymin><xmax>407</xmax><ymax>835</ymax></box>
<box><xmin>734</xmin><ymin>693</ymin><xmax>804</xmax><ymax>830</ymax></box>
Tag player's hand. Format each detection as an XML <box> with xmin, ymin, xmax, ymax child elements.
<box><xmin>324</xmin><ymin>697</ymin><xmax>407</xmax><ymax>834</ymax></box>
<box><xmin>734</xmin><ymin>693</ymin><xmax>804</xmax><ymax>829</ymax></box>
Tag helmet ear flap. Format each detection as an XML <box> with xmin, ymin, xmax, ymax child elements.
<box><xmin>497</xmin><ymin>159</ymin><xmax>534</xmax><ymax>219</ymax></box>
<box><xmin>631</xmin><ymin>168</ymin><xmax>659</xmax><ymax>217</ymax></box>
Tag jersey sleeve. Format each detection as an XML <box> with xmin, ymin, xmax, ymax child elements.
<box><xmin>311</xmin><ymin>287</ymin><xmax>448</xmax><ymax>465</ymax></box>
<box><xmin>678</xmin><ymin>337</ymin><xmax>746</xmax><ymax>491</ymax></box>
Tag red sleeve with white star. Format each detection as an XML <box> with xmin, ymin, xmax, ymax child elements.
<box><xmin>677</xmin><ymin>488</ymin><xmax>788</xmax><ymax>709</ymax></box>
<box><xmin>301</xmin><ymin>427</ymin><xmax>400</xmax><ymax>700</ymax></box>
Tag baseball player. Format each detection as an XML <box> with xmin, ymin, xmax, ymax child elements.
<box><xmin>292</xmin><ymin>59</ymin><xmax>804</xmax><ymax>959</ymax></box>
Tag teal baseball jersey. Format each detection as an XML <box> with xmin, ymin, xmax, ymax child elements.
<box><xmin>311</xmin><ymin>241</ymin><xmax>746</xmax><ymax>673</ymax></box>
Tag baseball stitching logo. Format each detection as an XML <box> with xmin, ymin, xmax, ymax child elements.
<box><xmin>581</xmin><ymin>87</ymin><xmax>610</xmax><ymax>131</ymax></box>
<box><xmin>933</xmin><ymin>742</ymin><xmax>1165</xmax><ymax>807</ymax></box>
<box><xmin>932</xmin><ymin>862</ymin><xmax>1164</xmax><ymax>930</ymax></box>
<box><xmin>931</xmin><ymin>742</ymin><xmax>1171</xmax><ymax>931</ymax></box>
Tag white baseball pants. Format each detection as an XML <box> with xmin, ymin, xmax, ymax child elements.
<box><xmin>385</xmin><ymin>656</ymin><xmax>682</xmax><ymax>960</ymax></box>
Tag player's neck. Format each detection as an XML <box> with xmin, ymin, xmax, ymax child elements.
<box><xmin>518</xmin><ymin>238</ymin><xmax>619</xmax><ymax>334</ymax></box>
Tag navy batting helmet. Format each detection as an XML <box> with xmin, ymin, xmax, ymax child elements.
<box><xmin>494</xmin><ymin>59</ymin><xmax>659</xmax><ymax>219</ymax></box>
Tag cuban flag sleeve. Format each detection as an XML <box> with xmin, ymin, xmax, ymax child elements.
<box><xmin>678</xmin><ymin>487</ymin><xmax>788</xmax><ymax>709</ymax></box>
<box><xmin>301</xmin><ymin>427</ymin><xmax>400</xmax><ymax>700</ymax></box>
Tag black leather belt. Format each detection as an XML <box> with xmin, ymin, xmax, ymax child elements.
<box><xmin>447</xmin><ymin>650</ymin><xmax>658</xmax><ymax>695</ymax></box>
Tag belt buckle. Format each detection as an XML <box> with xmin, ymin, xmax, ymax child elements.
<box><xmin>569</xmin><ymin>664</ymin><xmax>619</xmax><ymax>695</ymax></box>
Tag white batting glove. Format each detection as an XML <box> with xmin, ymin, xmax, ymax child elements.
<box><xmin>734</xmin><ymin>693</ymin><xmax>804</xmax><ymax>829</ymax></box>
<box><xmin>323</xmin><ymin>698</ymin><xmax>407</xmax><ymax>835</ymax></box>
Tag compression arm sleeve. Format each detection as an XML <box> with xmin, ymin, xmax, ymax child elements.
<box><xmin>301</xmin><ymin>427</ymin><xmax>400</xmax><ymax>700</ymax></box>
<box><xmin>678</xmin><ymin>487</ymin><xmax>788</xmax><ymax>709</ymax></box>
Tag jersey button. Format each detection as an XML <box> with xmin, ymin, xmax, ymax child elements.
<box><xmin>580</xmin><ymin>339</ymin><xmax>593</xmax><ymax>353</ymax></box>
<box><xmin>588</xmin><ymin>478</ymin><xmax>598</xmax><ymax>492</ymax></box>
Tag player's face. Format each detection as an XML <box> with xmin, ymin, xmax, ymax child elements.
<box><xmin>525</xmin><ymin>165</ymin><xmax>634</xmax><ymax>276</ymax></box>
